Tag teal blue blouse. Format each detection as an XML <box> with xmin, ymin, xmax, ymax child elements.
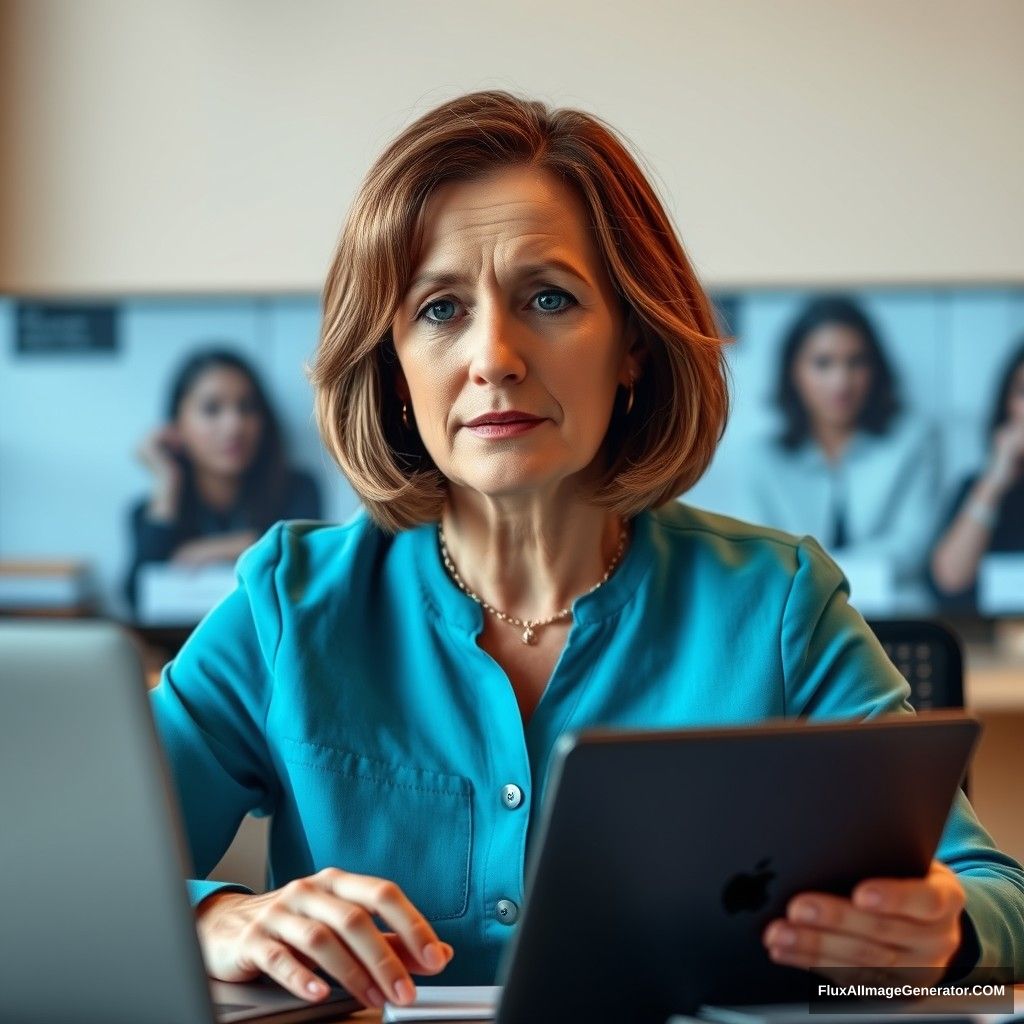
<box><xmin>151</xmin><ymin>501</ymin><xmax>1024</xmax><ymax>985</ymax></box>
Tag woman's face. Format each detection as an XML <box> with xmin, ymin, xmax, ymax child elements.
<box><xmin>791</xmin><ymin>325</ymin><xmax>874</xmax><ymax>433</ymax></box>
<box><xmin>1005</xmin><ymin>364</ymin><xmax>1024</xmax><ymax>424</ymax></box>
<box><xmin>175</xmin><ymin>367</ymin><xmax>263</xmax><ymax>477</ymax></box>
<box><xmin>390</xmin><ymin>165</ymin><xmax>640</xmax><ymax>503</ymax></box>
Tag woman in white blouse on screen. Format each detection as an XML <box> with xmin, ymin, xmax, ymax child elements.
<box><xmin>740</xmin><ymin>296</ymin><xmax>940</xmax><ymax>595</ymax></box>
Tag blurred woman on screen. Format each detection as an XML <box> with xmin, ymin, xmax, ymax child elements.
<box><xmin>930</xmin><ymin>340</ymin><xmax>1024</xmax><ymax>608</ymax></box>
<box><xmin>742</xmin><ymin>296</ymin><xmax>940</xmax><ymax>586</ymax></box>
<box><xmin>124</xmin><ymin>348</ymin><xmax>321</xmax><ymax>613</ymax></box>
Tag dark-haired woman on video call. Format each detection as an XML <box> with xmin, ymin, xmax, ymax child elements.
<box><xmin>742</xmin><ymin>296</ymin><xmax>940</xmax><ymax>590</ymax></box>
<box><xmin>125</xmin><ymin>348</ymin><xmax>321</xmax><ymax>614</ymax></box>
<box><xmin>931</xmin><ymin>340</ymin><xmax>1024</xmax><ymax>609</ymax></box>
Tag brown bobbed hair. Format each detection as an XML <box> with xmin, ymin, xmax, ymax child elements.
<box><xmin>310</xmin><ymin>90</ymin><xmax>730</xmax><ymax>533</ymax></box>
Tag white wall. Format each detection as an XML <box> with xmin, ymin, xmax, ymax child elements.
<box><xmin>1</xmin><ymin>0</ymin><xmax>1022</xmax><ymax>294</ymax></box>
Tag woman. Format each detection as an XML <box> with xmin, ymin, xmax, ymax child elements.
<box><xmin>931</xmin><ymin>341</ymin><xmax>1024</xmax><ymax>609</ymax></box>
<box><xmin>125</xmin><ymin>348</ymin><xmax>321</xmax><ymax>614</ymax></box>
<box><xmin>151</xmin><ymin>93</ymin><xmax>1024</xmax><ymax>1012</ymax></box>
<box><xmin>741</xmin><ymin>297</ymin><xmax>940</xmax><ymax>588</ymax></box>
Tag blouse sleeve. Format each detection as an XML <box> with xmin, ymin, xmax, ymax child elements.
<box><xmin>149</xmin><ymin>522</ymin><xmax>286</xmax><ymax>907</ymax></box>
<box><xmin>781</xmin><ymin>536</ymin><xmax>1024</xmax><ymax>984</ymax></box>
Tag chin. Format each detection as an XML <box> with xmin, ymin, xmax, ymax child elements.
<box><xmin>211</xmin><ymin>459</ymin><xmax>252</xmax><ymax>476</ymax></box>
<box><xmin>462</xmin><ymin>476</ymin><xmax>551</xmax><ymax>498</ymax></box>
<box><xmin>823</xmin><ymin>412</ymin><xmax>857</xmax><ymax>429</ymax></box>
<box><xmin>455</xmin><ymin>461</ymin><xmax>600</xmax><ymax>500</ymax></box>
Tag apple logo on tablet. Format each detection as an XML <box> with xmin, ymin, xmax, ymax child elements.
<box><xmin>722</xmin><ymin>857</ymin><xmax>776</xmax><ymax>914</ymax></box>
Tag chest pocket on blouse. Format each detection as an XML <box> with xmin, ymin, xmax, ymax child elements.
<box><xmin>279</xmin><ymin>739</ymin><xmax>472</xmax><ymax>922</ymax></box>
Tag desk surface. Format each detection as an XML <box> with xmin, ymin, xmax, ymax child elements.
<box><xmin>331</xmin><ymin>985</ymin><xmax>1024</xmax><ymax>1022</ymax></box>
<box><xmin>965</xmin><ymin>645</ymin><xmax>1024</xmax><ymax>713</ymax></box>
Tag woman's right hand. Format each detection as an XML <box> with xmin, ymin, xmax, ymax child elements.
<box><xmin>195</xmin><ymin>868</ymin><xmax>455</xmax><ymax>1010</ymax></box>
<box><xmin>136</xmin><ymin>424</ymin><xmax>184</xmax><ymax>484</ymax></box>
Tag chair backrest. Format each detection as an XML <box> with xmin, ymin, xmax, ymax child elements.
<box><xmin>866</xmin><ymin>618</ymin><xmax>965</xmax><ymax>711</ymax></box>
<box><xmin>866</xmin><ymin>618</ymin><xmax>969</xmax><ymax>796</ymax></box>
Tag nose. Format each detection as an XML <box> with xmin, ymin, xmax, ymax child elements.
<box><xmin>219</xmin><ymin>407</ymin><xmax>252</xmax><ymax>437</ymax></box>
<box><xmin>465</xmin><ymin>298</ymin><xmax>527</xmax><ymax>388</ymax></box>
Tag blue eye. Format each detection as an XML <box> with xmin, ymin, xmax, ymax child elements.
<box><xmin>420</xmin><ymin>299</ymin><xmax>459</xmax><ymax>324</ymax></box>
<box><xmin>533</xmin><ymin>290</ymin><xmax>575</xmax><ymax>313</ymax></box>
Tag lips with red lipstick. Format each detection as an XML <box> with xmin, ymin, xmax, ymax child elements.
<box><xmin>463</xmin><ymin>410</ymin><xmax>547</xmax><ymax>438</ymax></box>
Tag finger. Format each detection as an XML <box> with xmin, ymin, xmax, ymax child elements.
<box><xmin>244</xmin><ymin>936</ymin><xmax>335</xmax><ymax>1004</ymax></box>
<box><xmin>318</xmin><ymin>869</ymin><xmax>444</xmax><ymax>971</ymax></box>
<box><xmin>159</xmin><ymin>424</ymin><xmax>182</xmax><ymax>447</ymax></box>
<box><xmin>778</xmin><ymin>894</ymin><xmax>944</xmax><ymax>954</ymax></box>
<box><xmin>383</xmin><ymin>933</ymin><xmax>455</xmax><ymax>973</ymax></box>
<box><xmin>852</xmin><ymin>865</ymin><xmax>963</xmax><ymax>923</ymax></box>
<box><xmin>764</xmin><ymin>919</ymin><xmax>901</xmax><ymax>970</ymax></box>
<box><xmin>264</xmin><ymin>910</ymin><xmax>387</xmax><ymax>1009</ymax></box>
<box><xmin>290</xmin><ymin>883</ymin><xmax>418</xmax><ymax>1006</ymax></box>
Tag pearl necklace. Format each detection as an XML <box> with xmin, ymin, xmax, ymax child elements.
<box><xmin>437</xmin><ymin>520</ymin><xmax>630</xmax><ymax>645</ymax></box>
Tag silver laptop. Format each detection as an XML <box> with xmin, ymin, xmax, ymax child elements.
<box><xmin>0</xmin><ymin>620</ymin><xmax>360</xmax><ymax>1024</ymax></box>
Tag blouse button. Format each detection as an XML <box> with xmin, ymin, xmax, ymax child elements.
<box><xmin>500</xmin><ymin>784</ymin><xmax>523</xmax><ymax>810</ymax></box>
<box><xmin>496</xmin><ymin>899</ymin><xmax>519</xmax><ymax>924</ymax></box>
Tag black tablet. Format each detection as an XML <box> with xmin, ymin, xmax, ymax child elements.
<box><xmin>495</xmin><ymin>711</ymin><xmax>980</xmax><ymax>1024</ymax></box>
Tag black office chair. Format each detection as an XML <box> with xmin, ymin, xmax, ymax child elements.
<box><xmin>866</xmin><ymin>618</ymin><xmax>969</xmax><ymax>796</ymax></box>
<box><xmin>866</xmin><ymin>618</ymin><xmax>965</xmax><ymax>711</ymax></box>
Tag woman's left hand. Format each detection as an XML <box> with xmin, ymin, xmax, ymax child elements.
<box><xmin>762</xmin><ymin>859</ymin><xmax>966</xmax><ymax>986</ymax></box>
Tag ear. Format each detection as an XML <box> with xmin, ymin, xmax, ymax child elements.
<box><xmin>391</xmin><ymin>347</ymin><xmax>410</xmax><ymax>403</ymax></box>
<box><xmin>380</xmin><ymin>332</ymin><xmax>409</xmax><ymax>402</ymax></box>
<box><xmin>394</xmin><ymin>368</ymin><xmax>409</xmax><ymax>404</ymax></box>
<box><xmin>619</xmin><ymin>310</ymin><xmax>649</xmax><ymax>386</ymax></box>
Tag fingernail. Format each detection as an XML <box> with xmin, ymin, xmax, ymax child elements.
<box><xmin>394</xmin><ymin>979</ymin><xmax>416</xmax><ymax>1005</ymax></box>
<box><xmin>772</xmin><ymin>925</ymin><xmax>796</xmax><ymax>947</ymax></box>
<box><xmin>306</xmin><ymin>979</ymin><xmax>328</xmax><ymax>996</ymax></box>
<box><xmin>366</xmin><ymin>987</ymin><xmax>386</xmax><ymax>1008</ymax></box>
<box><xmin>422</xmin><ymin>942</ymin><xmax>445</xmax><ymax>969</ymax></box>
<box><xmin>791</xmin><ymin>902</ymin><xmax>818</xmax><ymax>923</ymax></box>
<box><xmin>858</xmin><ymin>888</ymin><xmax>883</xmax><ymax>908</ymax></box>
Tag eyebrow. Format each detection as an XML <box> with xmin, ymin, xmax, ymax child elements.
<box><xmin>407</xmin><ymin>258</ymin><xmax>594</xmax><ymax>299</ymax></box>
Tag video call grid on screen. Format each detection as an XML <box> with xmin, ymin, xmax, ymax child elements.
<box><xmin>1</xmin><ymin>287</ymin><xmax>1022</xmax><ymax>620</ymax></box>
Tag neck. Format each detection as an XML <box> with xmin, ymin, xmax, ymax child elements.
<box><xmin>439</xmin><ymin>483</ymin><xmax>628</xmax><ymax>622</ymax></box>
<box><xmin>193</xmin><ymin>468</ymin><xmax>242</xmax><ymax>511</ymax></box>
<box><xmin>813</xmin><ymin>423</ymin><xmax>854</xmax><ymax>463</ymax></box>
